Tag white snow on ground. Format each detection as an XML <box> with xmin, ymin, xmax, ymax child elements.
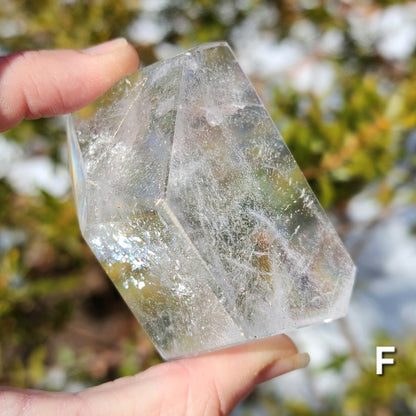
<box><xmin>228</xmin><ymin>3</ymin><xmax>416</xmax><ymax>95</ymax></box>
<box><xmin>128</xmin><ymin>14</ymin><xmax>168</xmax><ymax>45</ymax></box>
<box><xmin>0</xmin><ymin>135</ymin><xmax>23</xmax><ymax>177</ymax></box>
<box><xmin>348</xmin><ymin>4</ymin><xmax>416</xmax><ymax>61</ymax></box>
<box><xmin>0</xmin><ymin>136</ymin><xmax>70</xmax><ymax>198</ymax></box>
<box><xmin>7</xmin><ymin>156</ymin><xmax>70</xmax><ymax>197</ymax></box>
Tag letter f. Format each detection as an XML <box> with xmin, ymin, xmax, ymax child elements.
<box><xmin>376</xmin><ymin>346</ymin><xmax>395</xmax><ymax>375</ymax></box>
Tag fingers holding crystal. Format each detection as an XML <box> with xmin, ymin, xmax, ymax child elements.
<box><xmin>0</xmin><ymin>38</ymin><xmax>139</xmax><ymax>131</ymax></box>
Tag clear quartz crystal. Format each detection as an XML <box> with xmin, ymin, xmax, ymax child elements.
<box><xmin>67</xmin><ymin>42</ymin><xmax>356</xmax><ymax>360</ymax></box>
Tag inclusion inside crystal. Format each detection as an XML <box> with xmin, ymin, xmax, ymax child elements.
<box><xmin>67</xmin><ymin>42</ymin><xmax>356</xmax><ymax>360</ymax></box>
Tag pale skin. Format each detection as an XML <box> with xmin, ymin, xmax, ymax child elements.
<box><xmin>0</xmin><ymin>38</ymin><xmax>310</xmax><ymax>416</ymax></box>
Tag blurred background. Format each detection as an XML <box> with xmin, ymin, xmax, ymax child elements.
<box><xmin>0</xmin><ymin>0</ymin><xmax>415</xmax><ymax>414</ymax></box>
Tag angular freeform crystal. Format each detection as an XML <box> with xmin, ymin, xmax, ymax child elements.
<box><xmin>67</xmin><ymin>42</ymin><xmax>356</xmax><ymax>360</ymax></box>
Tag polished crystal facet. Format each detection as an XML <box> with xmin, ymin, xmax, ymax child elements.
<box><xmin>67</xmin><ymin>42</ymin><xmax>356</xmax><ymax>360</ymax></box>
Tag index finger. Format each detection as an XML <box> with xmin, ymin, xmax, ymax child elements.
<box><xmin>0</xmin><ymin>38</ymin><xmax>139</xmax><ymax>132</ymax></box>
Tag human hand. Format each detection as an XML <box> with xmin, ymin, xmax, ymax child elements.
<box><xmin>0</xmin><ymin>39</ymin><xmax>310</xmax><ymax>415</ymax></box>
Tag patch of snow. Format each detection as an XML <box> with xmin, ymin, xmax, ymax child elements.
<box><xmin>0</xmin><ymin>228</ymin><xmax>26</xmax><ymax>252</ymax></box>
<box><xmin>347</xmin><ymin>194</ymin><xmax>382</xmax><ymax>223</ymax></box>
<box><xmin>318</xmin><ymin>28</ymin><xmax>344</xmax><ymax>56</ymax></box>
<box><xmin>377</xmin><ymin>5</ymin><xmax>416</xmax><ymax>60</ymax></box>
<box><xmin>291</xmin><ymin>60</ymin><xmax>335</xmax><ymax>94</ymax></box>
<box><xmin>128</xmin><ymin>14</ymin><xmax>168</xmax><ymax>45</ymax></box>
<box><xmin>140</xmin><ymin>0</ymin><xmax>170</xmax><ymax>12</ymax></box>
<box><xmin>0</xmin><ymin>135</ymin><xmax>24</xmax><ymax>178</ymax></box>
<box><xmin>7</xmin><ymin>156</ymin><xmax>70</xmax><ymax>198</ymax></box>
<box><xmin>347</xmin><ymin>4</ymin><xmax>416</xmax><ymax>60</ymax></box>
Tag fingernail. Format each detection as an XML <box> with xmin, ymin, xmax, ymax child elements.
<box><xmin>257</xmin><ymin>352</ymin><xmax>310</xmax><ymax>384</ymax></box>
<box><xmin>83</xmin><ymin>38</ymin><xmax>128</xmax><ymax>55</ymax></box>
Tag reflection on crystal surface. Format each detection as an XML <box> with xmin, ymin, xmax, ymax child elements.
<box><xmin>67</xmin><ymin>42</ymin><xmax>355</xmax><ymax>360</ymax></box>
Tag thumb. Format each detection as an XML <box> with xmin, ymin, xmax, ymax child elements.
<box><xmin>78</xmin><ymin>334</ymin><xmax>310</xmax><ymax>415</ymax></box>
<box><xmin>0</xmin><ymin>38</ymin><xmax>139</xmax><ymax>131</ymax></box>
